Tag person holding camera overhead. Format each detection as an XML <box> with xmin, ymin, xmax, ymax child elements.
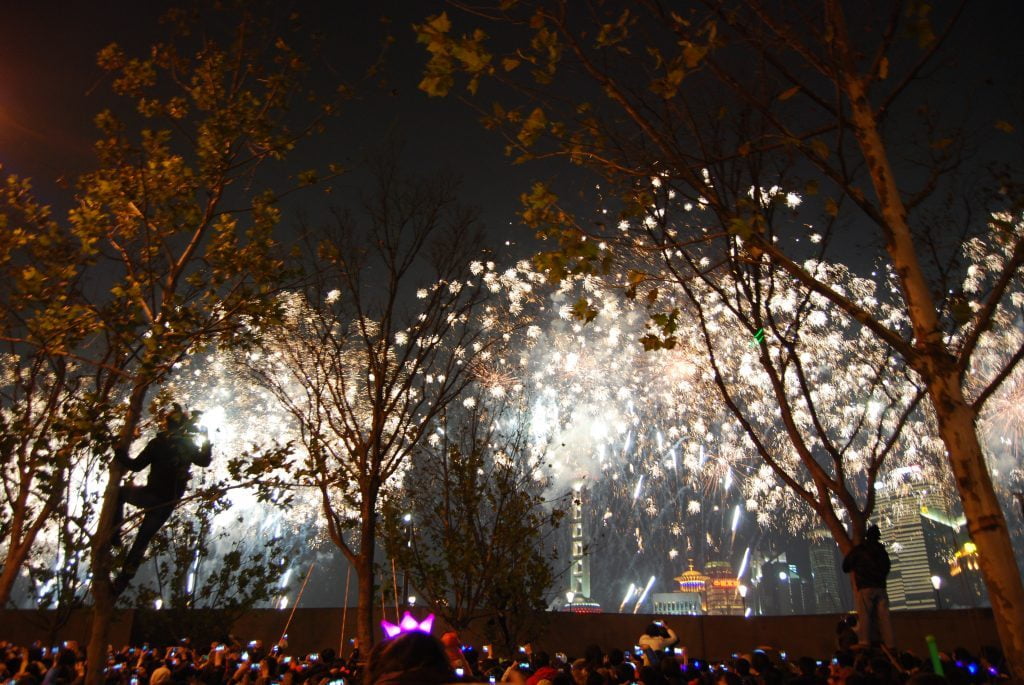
<box><xmin>111</xmin><ymin>403</ymin><xmax>214</xmax><ymax>595</ymax></box>
<box><xmin>637</xmin><ymin>620</ymin><xmax>678</xmax><ymax>667</ymax></box>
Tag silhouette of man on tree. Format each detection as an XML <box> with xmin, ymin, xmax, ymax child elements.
<box><xmin>112</xmin><ymin>403</ymin><xmax>213</xmax><ymax>595</ymax></box>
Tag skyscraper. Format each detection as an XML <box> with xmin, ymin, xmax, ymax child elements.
<box><xmin>756</xmin><ymin>553</ymin><xmax>806</xmax><ymax>615</ymax></box>
<box><xmin>705</xmin><ymin>560</ymin><xmax>743</xmax><ymax>615</ymax></box>
<box><xmin>809</xmin><ymin>529</ymin><xmax>845</xmax><ymax>613</ymax></box>
<box><xmin>948</xmin><ymin>541</ymin><xmax>988</xmax><ymax>608</ymax></box>
<box><xmin>875</xmin><ymin>472</ymin><xmax>957</xmax><ymax>610</ymax></box>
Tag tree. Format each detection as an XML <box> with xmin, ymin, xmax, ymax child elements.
<box><xmin>0</xmin><ymin>6</ymin><xmax>338</xmax><ymax>682</ymax></box>
<box><xmin>0</xmin><ymin>353</ymin><xmax>92</xmax><ymax>606</ymax></box>
<box><xmin>238</xmin><ymin>157</ymin><xmax>535</xmax><ymax>648</ymax></box>
<box><xmin>381</xmin><ymin>395</ymin><xmax>564</xmax><ymax>655</ymax></box>
<box><xmin>417</xmin><ymin>1</ymin><xmax>1024</xmax><ymax>673</ymax></box>
<box><xmin>0</xmin><ymin>174</ymin><xmax>97</xmax><ymax>606</ymax></box>
<box><xmin>16</xmin><ymin>432</ymin><xmax>100</xmax><ymax>646</ymax></box>
<box><xmin>626</xmin><ymin>193</ymin><xmax>941</xmax><ymax>555</ymax></box>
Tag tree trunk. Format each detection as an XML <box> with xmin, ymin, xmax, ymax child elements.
<box><xmin>86</xmin><ymin>382</ymin><xmax>142</xmax><ymax>685</ymax></box>
<box><xmin>0</xmin><ymin>488</ymin><xmax>63</xmax><ymax>606</ymax></box>
<box><xmin>356</xmin><ymin>492</ymin><xmax>378</xmax><ymax>650</ymax></box>
<box><xmin>0</xmin><ymin>539</ymin><xmax>31</xmax><ymax>606</ymax></box>
<box><xmin>355</xmin><ymin>555</ymin><xmax>375</xmax><ymax>653</ymax></box>
<box><xmin>928</xmin><ymin>368</ymin><xmax>1024</xmax><ymax>680</ymax></box>
<box><xmin>85</xmin><ymin>577</ymin><xmax>115</xmax><ymax>685</ymax></box>
<box><xmin>85</xmin><ymin>459</ymin><xmax>125</xmax><ymax>685</ymax></box>
<box><xmin>828</xmin><ymin>6</ymin><xmax>1024</xmax><ymax>675</ymax></box>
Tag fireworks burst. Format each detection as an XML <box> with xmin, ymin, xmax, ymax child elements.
<box><xmin>15</xmin><ymin>206</ymin><xmax>1022</xmax><ymax>612</ymax></box>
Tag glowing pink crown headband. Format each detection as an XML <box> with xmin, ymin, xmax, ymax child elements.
<box><xmin>381</xmin><ymin>612</ymin><xmax>435</xmax><ymax>639</ymax></box>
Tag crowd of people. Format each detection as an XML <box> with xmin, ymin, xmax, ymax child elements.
<box><xmin>0</xmin><ymin>622</ymin><xmax>1008</xmax><ymax>685</ymax></box>
<box><xmin>0</xmin><ymin>638</ymin><xmax>355</xmax><ymax>685</ymax></box>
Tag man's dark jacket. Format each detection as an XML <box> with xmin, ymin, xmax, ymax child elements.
<box><xmin>842</xmin><ymin>539</ymin><xmax>891</xmax><ymax>589</ymax></box>
<box><xmin>119</xmin><ymin>431</ymin><xmax>212</xmax><ymax>499</ymax></box>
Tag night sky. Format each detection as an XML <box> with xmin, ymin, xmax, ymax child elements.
<box><xmin>0</xmin><ymin>1</ymin><xmax>553</xmax><ymax>256</ymax></box>
<box><xmin>4</xmin><ymin>1</ymin><xmax>1023</xmax><ymax>265</ymax></box>
<box><xmin>5</xmin><ymin>2</ymin><xmax>1022</xmax><ymax>250</ymax></box>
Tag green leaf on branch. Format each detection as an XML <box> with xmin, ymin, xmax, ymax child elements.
<box><xmin>727</xmin><ymin>216</ymin><xmax>753</xmax><ymax>239</ymax></box>
<box><xmin>640</xmin><ymin>333</ymin><xmax>677</xmax><ymax>351</ymax></box>
<box><xmin>419</xmin><ymin>74</ymin><xmax>452</xmax><ymax>97</ymax></box>
<box><xmin>651</xmin><ymin>308</ymin><xmax>680</xmax><ymax>336</ymax></box>
<box><xmin>639</xmin><ymin>334</ymin><xmax>663</xmax><ymax>351</ymax></box>
<box><xmin>905</xmin><ymin>0</ymin><xmax>936</xmax><ymax>48</ymax></box>
<box><xmin>650</xmin><ymin>67</ymin><xmax>685</xmax><ymax>99</ymax></box>
<box><xmin>571</xmin><ymin>297</ymin><xmax>598</xmax><ymax>323</ymax></box>
<box><xmin>517</xmin><ymin>107</ymin><xmax>547</xmax><ymax>147</ymax></box>
<box><xmin>425</xmin><ymin>12</ymin><xmax>451</xmax><ymax>34</ymax></box>
<box><xmin>950</xmin><ymin>296</ymin><xmax>972</xmax><ymax>326</ymax></box>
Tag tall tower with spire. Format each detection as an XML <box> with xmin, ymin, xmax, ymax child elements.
<box><xmin>564</xmin><ymin>484</ymin><xmax>601</xmax><ymax>613</ymax></box>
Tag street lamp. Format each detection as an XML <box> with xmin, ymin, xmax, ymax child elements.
<box><xmin>402</xmin><ymin>514</ymin><xmax>413</xmax><ymax>603</ymax></box>
<box><xmin>931</xmin><ymin>575</ymin><xmax>943</xmax><ymax>609</ymax></box>
<box><xmin>738</xmin><ymin>584</ymin><xmax>748</xmax><ymax>617</ymax></box>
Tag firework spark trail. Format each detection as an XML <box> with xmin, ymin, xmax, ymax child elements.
<box><xmin>633</xmin><ymin>575</ymin><xmax>657</xmax><ymax>614</ymax></box>
<box><xmin>737</xmin><ymin>547</ymin><xmax>751</xmax><ymax>581</ymax></box>
<box><xmin>731</xmin><ymin>505</ymin><xmax>741</xmax><ymax>533</ymax></box>
<box><xmin>618</xmin><ymin>583</ymin><xmax>637</xmax><ymax>613</ymax></box>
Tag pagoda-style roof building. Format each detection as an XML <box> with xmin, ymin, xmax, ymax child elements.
<box><xmin>675</xmin><ymin>561</ymin><xmax>709</xmax><ymax>592</ymax></box>
<box><xmin>653</xmin><ymin>560</ymin><xmax>709</xmax><ymax>615</ymax></box>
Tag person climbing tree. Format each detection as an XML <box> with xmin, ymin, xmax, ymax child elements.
<box><xmin>111</xmin><ymin>403</ymin><xmax>213</xmax><ymax>595</ymax></box>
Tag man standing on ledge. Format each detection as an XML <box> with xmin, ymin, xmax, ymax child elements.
<box><xmin>842</xmin><ymin>524</ymin><xmax>893</xmax><ymax>650</ymax></box>
<box><xmin>111</xmin><ymin>403</ymin><xmax>213</xmax><ymax>595</ymax></box>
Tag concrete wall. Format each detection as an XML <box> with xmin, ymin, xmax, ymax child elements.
<box><xmin>0</xmin><ymin>608</ymin><xmax>999</xmax><ymax>661</ymax></box>
<box><xmin>0</xmin><ymin>609</ymin><xmax>133</xmax><ymax>648</ymax></box>
<box><xmin>526</xmin><ymin>610</ymin><xmax>999</xmax><ymax>661</ymax></box>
